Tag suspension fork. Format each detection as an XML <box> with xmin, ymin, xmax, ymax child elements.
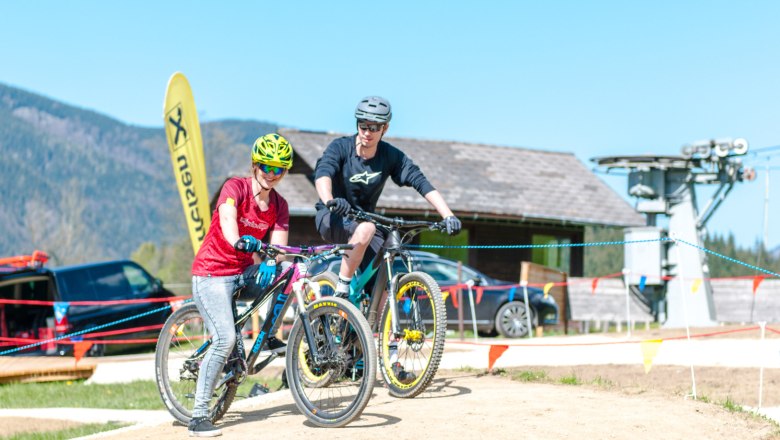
<box><xmin>294</xmin><ymin>277</ymin><xmax>339</xmax><ymax>366</ymax></box>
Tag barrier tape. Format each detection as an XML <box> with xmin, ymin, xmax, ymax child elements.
<box><xmin>447</xmin><ymin>325</ymin><xmax>763</xmax><ymax>348</ymax></box>
<box><xmin>1</xmin><ymin>238</ymin><xmax>777</xmax><ymax>355</ymax></box>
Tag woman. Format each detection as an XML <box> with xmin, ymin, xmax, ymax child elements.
<box><xmin>188</xmin><ymin>133</ymin><xmax>293</xmax><ymax>437</ymax></box>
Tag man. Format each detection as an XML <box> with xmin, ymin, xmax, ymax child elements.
<box><xmin>314</xmin><ymin>96</ymin><xmax>461</xmax><ymax>296</ymax></box>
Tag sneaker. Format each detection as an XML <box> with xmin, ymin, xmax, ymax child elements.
<box><xmin>392</xmin><ymin>362</ymin><xmax>417</xmax><ymax>385</ymax></box>
<box><xmin>188</xmin><ymin>417</ymin><xmax>221</xmax><ymax>437</ymax></box>
<box><xmin>263</xmin><ymin>336</ymin><xmax>286</xmax><ymax>354</ymax></box>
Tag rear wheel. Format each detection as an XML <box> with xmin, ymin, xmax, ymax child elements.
<box><xmin>155</xmin><ymin>303</ymin><xmax>239</xmax><ymax>424</ymax></box>
<box><xmin>378</xmin><ymin>272</ymin><xmax>446</xmax><ymax>398</ymax></box>
<box><xmin>287</xmin><ymin>297</ymin><xmax>376</xmax><ymax>427</ymax></box>
<box><xmin>495</xmin><ymin>300</ymin><xmax>535</xmax><ymax>338</ymax></box>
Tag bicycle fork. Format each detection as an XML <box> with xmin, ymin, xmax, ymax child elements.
<box><xmin>293</xmin><ymin>278</ymin><xmax>340</xmax><ymax>367</ymax></box>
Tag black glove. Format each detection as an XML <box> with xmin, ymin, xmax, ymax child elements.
<box><xmin>234</xmin><ymin>235</ymin><xmax>260</xmax><ymax>253</ymax></box>
<box><xmin>443</xmin><ymin>216</ymin><xmax>461</xmax><ymax>236</ymax></box>
<box><xmin>326</xmin><ymin>198</ymin><xmax>351</xmax><ymax>216</ymax></box>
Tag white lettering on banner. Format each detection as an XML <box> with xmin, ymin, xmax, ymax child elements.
<box><xmin>176</xmin><ymin>155</ymin><xmax>205</xmax><ymax>240</ymax></box>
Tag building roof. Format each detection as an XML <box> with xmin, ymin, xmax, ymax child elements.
<box><xmin>280</xmin><ymin>129</ymin><xmax>644</xmax><ymax>227</ymax></box>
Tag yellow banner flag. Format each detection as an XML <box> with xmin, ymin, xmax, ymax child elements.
<box><xmin>640</xmin><ymin>339</ymin><xmax>663</xmax><ymax>374</ymax></box>
<box><xmin>691</xmin><ymin>278</ymin><xmax>702</xmax><ymax>294</ymax></box>
<box><xmin>164</xmin><ymin>72</ymin><xmax>211</xmax><ymax>255</ymax></box>
<box><xmin>543</xmin><ymin>282</ymin><xmax>554</xmax><ymax>299</ymax></box>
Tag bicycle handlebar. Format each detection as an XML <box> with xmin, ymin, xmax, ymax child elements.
<box><xmin>344</xmin><ymin>208</ymin><xmax>446</xmax><ymax>232</ymax></box>
<box><xmin>235</xmin><ymin>241</ymin><xmax>354</xmax><ymax>259</ymax></box>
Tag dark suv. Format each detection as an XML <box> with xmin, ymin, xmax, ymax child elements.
<box><xmin>0</xmin><ymin>259</ymin><xmax>176</xmax><ymax>356</ymax></box>
<box><xmin>309</xmin><ymin>251</ymin><xmax>559</xmax><ymax>338</ymax></box>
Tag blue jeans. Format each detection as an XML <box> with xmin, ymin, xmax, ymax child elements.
<box><xmin>191</xmin><ymin>274</ymin><xmax>240</xmax><ymax>419</ymax></box>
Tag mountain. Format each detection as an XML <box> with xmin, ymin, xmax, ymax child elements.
<box><xmin>0</xmin><ymin>82</ymin><xmax>276</xmax><ymax>265</ymax></box>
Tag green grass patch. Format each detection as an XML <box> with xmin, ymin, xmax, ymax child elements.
<box><xmin>512</xmin><ymin>370</ymin><xmax>548</xmax><ymax>382</ymax></box>
<box><xmin>2</xmin><ymin>421</ymin><xmax>127</xmax><ymax>440</ymax></box>
<box><xmin>722</xmin><ymin>396</ymin><xmax>743</xmax><ymax>412</ymax></box>
<box><xmin>558</xmin><ymin>374</ymin><xmax>580</xmax><ymax>385</ymax></box>
<box><xmin>0</xmin><ymin>375</ymin><xmax>282</xmax><ymax>410</ymax></box>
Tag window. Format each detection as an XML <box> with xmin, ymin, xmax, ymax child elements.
<box><xmin>418</xmin><ymin>259</ymin><xmax>479</xmax><ymax>284</ymax></box>
<box><xmin>89</xmin><ymin>265</ymin><xmax>132</xmax><ymax>301</ymax></box>
<box><xmin>58</xmin><ymin>270</ymin><xmax>98</xmax><ymax>302</ymax></box>
<box><xmin>123</xmin><ymin>264</ymin><xmax>155</xmax><ymax>296</ymax></box>
<box><xmin>531</xmin><ymin>234</ymin><xmax>571</xmax><ymax>273</ymax></box>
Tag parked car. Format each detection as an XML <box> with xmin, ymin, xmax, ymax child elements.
<box><xmin>308</xmin><ymin>251</ymin><xmax>559</xmax><ymax>338</ymax></box>
<box><xmin>0</xmin><ymin>258</ymin><xmax>176</xmax><ymax>356</ymax></box>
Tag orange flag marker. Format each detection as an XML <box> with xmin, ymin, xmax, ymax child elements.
<box><xmin>488</xmin><ymin>344</ymin><xmax>510</xmax><ymax>370</ymax></box>
<box><xmin>753</xmin><ymin>276</ymin><xmax>764</xmax><ymax>295</ymax></box>
<box><xmin>73</xmin><ymin>342</ymin><xmax>94</xmax><ymax>364</ymax></box>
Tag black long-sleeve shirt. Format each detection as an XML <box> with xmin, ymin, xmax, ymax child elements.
<box><xmin>314</xmin><ymin>135</ymin><xmax>435</xmax><ymax>212</ymax></box>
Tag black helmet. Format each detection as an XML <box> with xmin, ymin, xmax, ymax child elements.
<box><xmin>354</xmin><ymin>96</ymin><xmax>392</xmax><ymax>123</ymax></box>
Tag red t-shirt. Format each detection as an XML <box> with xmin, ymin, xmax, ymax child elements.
<box><xmin>192</xmin><ymin>177</ymin><xmax>289</xmax><ymax>276</ymax></box>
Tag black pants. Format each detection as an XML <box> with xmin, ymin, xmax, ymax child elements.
<box><xmin>315</xmin><ymin>208</ymin><xmax>387</xmax><ymax>276</ymax></box>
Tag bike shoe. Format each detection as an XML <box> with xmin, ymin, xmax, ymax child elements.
<box><xmin>262</xmin><ymin>336</ymin><xmax>287</xmax><ymax>355</ymax></box>
<box><xmin>392</xmin><ymin>361</ymin><xmax>417</xmax><ymax>385</ymax></box>
<box><xmin>188</xmin><ymin>417</ymin><xmax>221</xmax><ymax>437</ymax></box>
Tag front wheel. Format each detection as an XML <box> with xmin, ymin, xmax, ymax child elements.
<box><xmin>286</xmin><ymin>296</ymin><xmax>376</xmax><ymax>427</ymax></box>
<box><xmin>155</xmin><ymin>303</ymin><xmax>238</xmax><ymax>425</ymax></box>
<box><xmin>379</xmin><ymin>271</ymin><xmax>446</xmax><ymax>398</ymax></box>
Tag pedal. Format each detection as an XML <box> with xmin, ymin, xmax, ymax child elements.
<box><xmin>248</xmin><ymin>383</ymin><xmax>270</xmax><ymax>397</ymax></box>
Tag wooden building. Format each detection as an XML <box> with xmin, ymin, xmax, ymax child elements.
<box><xmin>274</xmin><ymin>129</ymin><xmax>644</xmax><ymax>281</ymax></box>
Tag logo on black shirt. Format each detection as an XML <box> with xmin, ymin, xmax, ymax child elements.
<box><xmin>349</xmin><ymin>171</ymin><xmax>382</xmax><ymax>185</ymax></box>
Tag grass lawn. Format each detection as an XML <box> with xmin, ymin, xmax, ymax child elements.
<box><xmin>0</xmin><ymin>375</ymin><xmax>283</xmax><ymax>410</ymax></box>
<box><xmin>1</xmin><ymin>422</ymin><xmax>127</xmax><ymax>440</ymax></box>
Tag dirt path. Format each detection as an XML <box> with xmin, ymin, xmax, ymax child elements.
<box><xmin>93</xmin><ymin>371</ymin><xmax>779</xmax><ymax>440</ymax></box>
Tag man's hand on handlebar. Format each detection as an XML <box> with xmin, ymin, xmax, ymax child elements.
<box><xmin>326</xmin><ymin>198</ymin><xmax>351</xmax><ymax>216</ymax></box>
<box><xmin>234</xmin><ymin>235</ymin><xmax>261</xmax><ymax>253</ymax></box>
<box><xmin>443</xmin><ymin>216</ymin><xmax>462</xmax><ymax>236</ymax></box>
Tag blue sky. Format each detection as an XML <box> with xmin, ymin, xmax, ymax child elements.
<box><xmin>2</xmin><ymin>1</ymin><xmax>779</xmax><ymax>249</ymax></box>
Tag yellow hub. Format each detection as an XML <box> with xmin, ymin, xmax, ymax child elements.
<box><xmin>403</xmin><ymin>328</ymin><xmax>424</xmax><ymax>343</ymax></box>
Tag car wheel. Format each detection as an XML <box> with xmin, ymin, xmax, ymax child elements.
<box><xmin>495</xmin><ymin>301</ymin><xmax>535</xmax><ymax>338</ymax></box>
<box><xmin>87</xmin><ymin>343</ymin><xmax>106</xmax><ymax>357</ymax></box>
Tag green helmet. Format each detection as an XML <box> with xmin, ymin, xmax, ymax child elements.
<box><xmin>251</xmin><ymin>133</ymin><xmax>293</xmax><ymax>169</ymax></box>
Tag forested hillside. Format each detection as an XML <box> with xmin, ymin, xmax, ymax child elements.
<box><xmin>0</xmin><ymin>82</ymin><xmax>275</xmax><ymax>265</ymax></box>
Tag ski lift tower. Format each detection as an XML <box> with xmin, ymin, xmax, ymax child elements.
<box><xmin>593</xmin><ymin>138</ymin><xmax>754</xmax><ymax>328</ymax></box>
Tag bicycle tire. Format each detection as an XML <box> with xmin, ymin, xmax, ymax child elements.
<box><xmin>310</xmin><ymin>272</ymin><xmax>339</xmax><ymax>297</ymax></box>
<box><xmin>155</xmin><ymin>303</ymin><xmax>239</xmax><ymax>424</ymax></box>
<box><xmin>378</xmin><ymin>271</ymin><xmax>446</xmax><ymax>398</ymax></box>
<box><xmin>286</xmin><ymin>296</ymin><xmax>376</xmax><ymax>428</ymax></box>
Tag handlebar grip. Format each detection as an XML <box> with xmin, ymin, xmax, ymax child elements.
<box><xmin>234</xmin><ymin>240</ymin><xmax>248</xmax><ymax>252</ymax></box>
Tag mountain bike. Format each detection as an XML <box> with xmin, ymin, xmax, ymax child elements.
<box><xmin>154</xmin><ymin>242</ymin><xmax>376</xmax><ymax>428</ymax></box>
<box><xmin>310</xmin><ymin>209</ymin><xmax>448</xmax><ymax>398</ymax></box>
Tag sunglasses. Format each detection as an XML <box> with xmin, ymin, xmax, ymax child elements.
<box><xmin>357</xmin><ymin>122</ymin><xmax>385</xmax><ymax>133</ymax></box>
<box><xmin>257</xmin><ymin>164</ymin><xmax>286</xmax><ymax>176</ymax></box>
